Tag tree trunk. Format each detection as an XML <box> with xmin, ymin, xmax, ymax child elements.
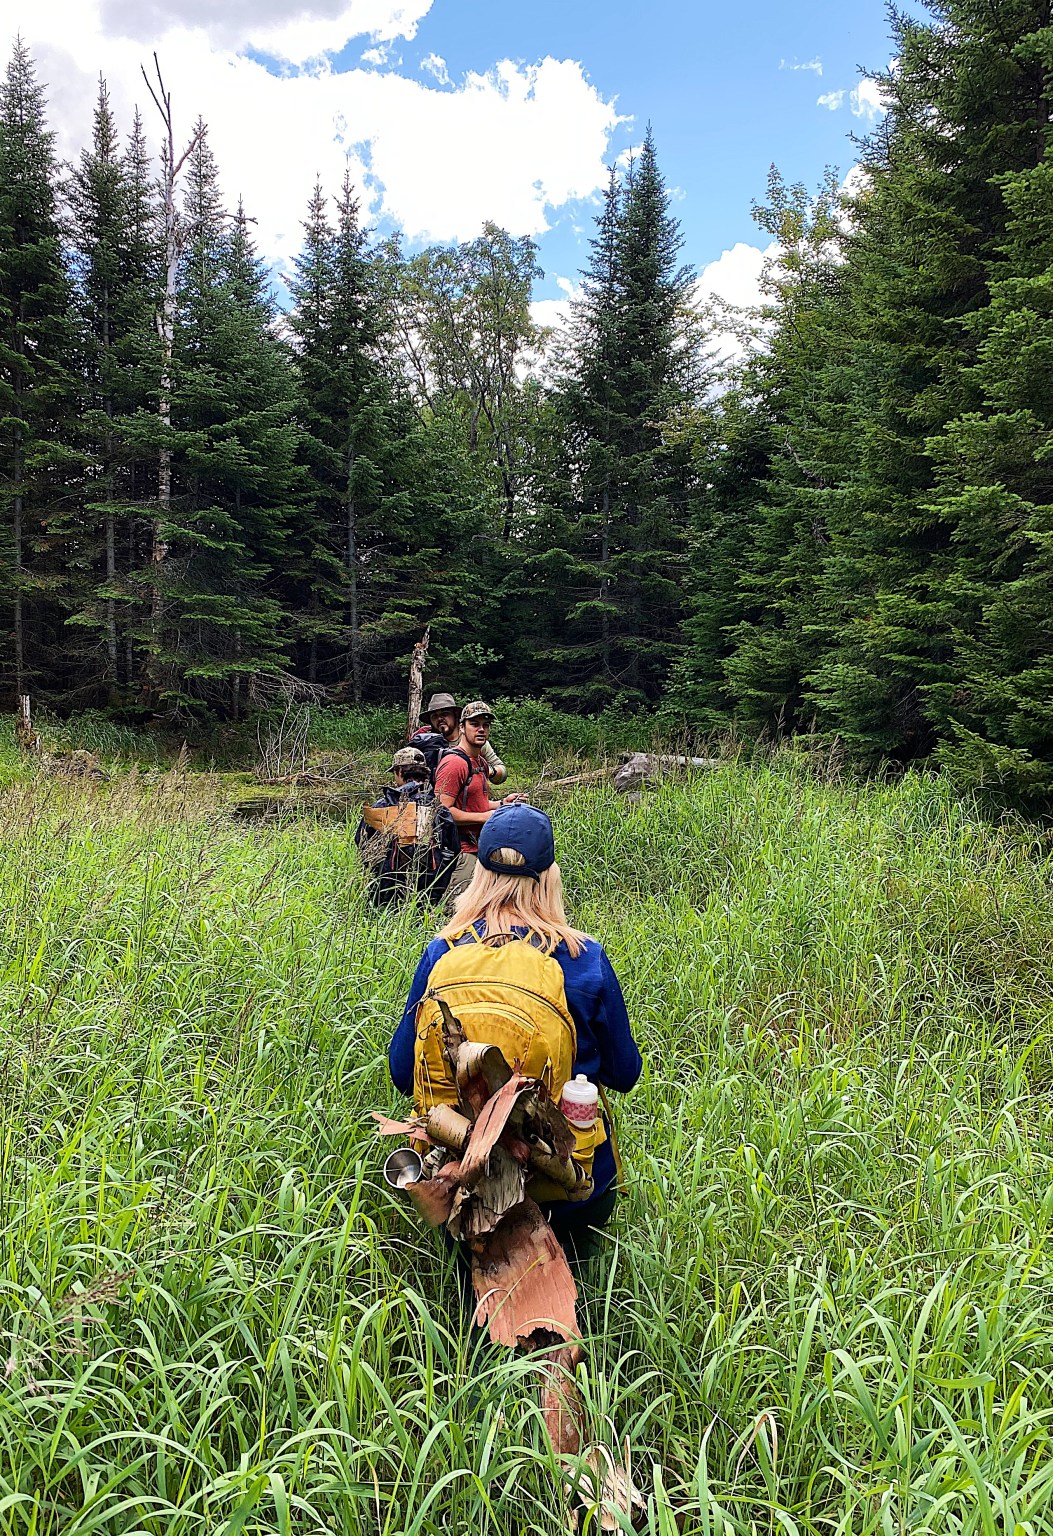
<box><xmin>125</xmin><ymin>515</ymin><xmax>136</xmax><ymax>686</ymax></box>
<box><xmin>406</xmin><ymin>624</ymin><xmax>430</xmax><ymax>737</ymax></box>
<box><xmin>346</xmin><ymin>442</ymin><xmax>362</xmax><ymax>706</ymax></box>
<box><xmin>152</xmin><ymin>175</ymin><xmax>177</xmax><ymax>680</ymax></box>
<box><xmin>102</xmin><ymin>284</ymin><xmax>118</xmax><ymax>679</ymax></box>
<box><xmin>600</xmin><ymin>482</ymin><xmax>611</xmax><ymax>677</ymax></box>
<box><xmin>141</xmin><ymin>60</ymin><xmax>203</xmax><ymax>706</ymax></box>
<box><xmin>13</xmin><ymin>482</ymin><xmax>23</xmax><ymax>697</ymax></box>
<box><xmin>105</xmin><ymin>509</ymin><xmax>118</xmax><ymax>674</ymax></box>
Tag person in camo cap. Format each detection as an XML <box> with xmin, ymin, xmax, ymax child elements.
<box><xmin>434</xmin><ymin>701</ymin><xmax>525</xmax><ymax>905</ymax></box>
<box><xmin>410</xmin><ymin>691</ymin><xmax>507</xmax><ymax>785</ymax></box>
<box><xmin>355</xmin><ymin>746</ymin><xmax>459</xmax><ymax>905</ymax></box>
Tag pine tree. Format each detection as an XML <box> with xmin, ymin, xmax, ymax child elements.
<box><xmin>719</xmin><ymin>167</ymin><xmax>850</xmax><ymax>735</ymax></box>
<box><xmin>802</xmin><ymin>2</ymin><xmax>1053</xmax><ymax>757</ymax></box>
<box><xmin>543</xmin><ymin>132</ymin><xmax>702</xmax><ymax>705</ymax></box>
<box><xmin>668</xmin><ymin>377</ymin><xmax>773</xmax><ymax>728</ymax></box>
<box><xmin>926</xmin><ymin>110</ymin><xmax>1053</xmax><ymax>793</ymax></box>
<box><xmin>132</xmin><ymin>130</ymin><xmax>302</xmax><ymax>714</ymax></box>
<box><xmin>65</xmin><ymin>79</ymin><xmax>160</xmax><ymax>699</ymax></box>
<box><xmin>288</xmin><ymin>175</ymin><xmax>476</xmax><ymax>702</ymax></box>
<box><xmin>0</xmin><ymin>38</ymin><xmax>77</xmax><ymax>702</ymax></box>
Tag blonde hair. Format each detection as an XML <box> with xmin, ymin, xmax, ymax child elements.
<box><xmin>440</xmin><ymin>847</ymin><xmax>589</xmax><ymax>958</ymax></box>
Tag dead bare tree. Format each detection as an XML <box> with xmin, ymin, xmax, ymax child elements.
<box><xmin>139</xmin><ymin>55</ymin><xmax>204</xmax><ymax>699</ymax></box>
<box><xmin>15</xmin><ymin>696</ymin><xmax>39</xmax><ymax>754</ymax></box>
<box><xmin>405</xmin><ymin>625</ymin><xmax>431</xmax><ymax>738</ymax></box>
<box><xmin>251</xmin><ymin>672</ymin><xmax>327</xmax><ymax>781</ymax></box>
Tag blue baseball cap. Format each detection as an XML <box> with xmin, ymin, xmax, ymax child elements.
<box><xmin>477</xmin><ymin>804</ymin><xmax>555</xmax><ymax>881</ymax></box>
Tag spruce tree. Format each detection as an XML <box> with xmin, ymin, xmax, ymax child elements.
<box><xmin>543</xmin><ymin>132</ymin><xmax>701</xmax><ymax>705</ymax></box>
<box><xmin>288</xmin><ymin>175</ymin><xmax>476</xmax><ymax>702</ymax></box>
<box><xmin>719</xmin><ymin>167</ymin><xmax>850</xmax><ymax>735</ymax></box>
<box><xmin>927</xmin><ymin>128</ymin><xmax>1053</xmax><ymax>793</ymax></box>
<box><xmin>0</xmin><ymin>39</ymin><xmax>76</xmax><ymax>702</ymax></box>
<box><xmin>65</xmin><ymin>80</ymin><xmax>160</xmax><ymax>699</ymax></box>
<box><xmin>132</xmin><ymin>130</ymin><xmax>301</xmax><ymax>715</ymax></box>
<box><xmin>803</xmin><ymin>2</ymin><xmax>1053</xmax><ymax>757</ymax></box>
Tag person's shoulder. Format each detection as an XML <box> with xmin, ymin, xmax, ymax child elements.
<box><xmin>552</xmin><ymin>934</ymin><xmax>605</xmax><ymax>973</ymax></box>
<box><xmin>435</xmin><ymin>751</ymin><xmax>468</xmax><ymax>784</ymax></box>
<box><xmin>419</xmin><ymin>933</ymin><xmax>452</xmax><ymax>970</ymax></box>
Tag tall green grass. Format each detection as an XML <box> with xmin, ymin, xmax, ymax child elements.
<box><xmin>3</xmin><ymin>763</ymin><xmax>1053</xmax><ymax>1533</ymax></box>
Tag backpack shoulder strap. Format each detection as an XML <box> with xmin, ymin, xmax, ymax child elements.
<box><xmin>439</xmin><ymin>746</ymin><xmax>484</xmax><ymax>809</ymax></box>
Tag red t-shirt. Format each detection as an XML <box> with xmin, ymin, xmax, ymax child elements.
<box><xmin>434</xmin><ymin>750</ymin><xmax>490</xmax><ymax>851</ymax></box>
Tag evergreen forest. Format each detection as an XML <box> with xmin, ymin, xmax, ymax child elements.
<box><xmin>4</xmin><ymin>0</ymin><xmax>1053</xmax><ymax>796</ymax></box>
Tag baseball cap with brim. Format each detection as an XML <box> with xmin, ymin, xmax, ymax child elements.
<box><xmin>391</xmin><ymin>746</ymin><xmax>428</xmax><ymax>771</ymax></box>
<box><xmin>460</xmin><ymin>700</ymin><xmax>497</xmax><ymax>724</ymax></box>
<box><xmin>478</xmin><ymin>805</ymin><xmax>555</xmax><ymax>881</ymax></box>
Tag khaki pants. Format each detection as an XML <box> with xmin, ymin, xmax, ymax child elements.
<box><xmin>445</xmin><ymin>851</ymin><xmax>478</xmax><ymax>909</ymax></box>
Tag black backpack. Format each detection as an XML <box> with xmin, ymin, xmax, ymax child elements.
<box><xmin>357</xmin><ymin>786</ymin><xmax>460</xmax><ymax>905</ymax></box>
<box><xmin>407</xmin><ymin>729</ymin><xmax>448</xmax><ymax>785</ymax></box>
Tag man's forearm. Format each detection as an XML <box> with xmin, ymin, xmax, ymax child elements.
<box><xmin>446</xmin><ymin>805</ymin><xmax>491</xmax><ymax>828</ymax></box>
<box><xmin>481</xmin><ymin>740</ymin><xmax>507</xmax><ymax>782</ymax></box>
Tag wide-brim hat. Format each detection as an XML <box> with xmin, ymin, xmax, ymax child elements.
<box><xmin>424</xmin><ymin>692</ymin><xmax>457</xmax><ymax>717</ymax></box>
<box><xmin>460</xmin><ymin>700</ymin><xmax>497</xmax><ymax>724</ymax></box>
<box><xmin>478</xmin><ymin>805</ymin><xmax>554</xmax><ymax>881</ymax></box>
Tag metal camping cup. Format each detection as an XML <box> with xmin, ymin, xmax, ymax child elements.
<box><xmin>383</xmin><ymin>1147</ymin><xmax>423</xmax><ymax>1190</ymax></box>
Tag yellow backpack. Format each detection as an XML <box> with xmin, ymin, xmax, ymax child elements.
<box><xmin>414</xmin><ymin>930</ymin><xmax>576</xmax><ymax>1111</ymax></box>
<box><xmin>413</xmin><ymin>930</ymin><xmax>605</xmax><ymax>1200</ymax></box>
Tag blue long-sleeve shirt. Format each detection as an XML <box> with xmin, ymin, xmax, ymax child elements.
<box><xmin>389</xmin><ymin>922</ymin><xmax>642</xmax><ymax>1203</ymax></box>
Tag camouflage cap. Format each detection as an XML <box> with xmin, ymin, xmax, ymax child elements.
<box><xmin>424</xmin><ymin>692</ymin><xmax>458</xmax><ymax>717</ymax></box>
<box><xmin>460</xmin><ymin>700</ymin><xmax>497</xmax><ymax>724</ymax></box>
<box><xmin>391</xmin><ymin>746</ymin><xmax>428</xmax><ymax>771</ymax></box>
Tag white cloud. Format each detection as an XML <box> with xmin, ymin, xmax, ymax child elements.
<box><xmin>420</xmin><ymin>51</ymin><xmax>450</xmax><ymax>85</ymax></box>
<box><xmin>99</xmin><ymin>0</ymin><xmax>435</xmax><ymax>65</ymax></box>
<box><xmin>530</xmin><ymin>274</ymin><xmax>579</xmax><ymax>334</ymax></box>
<box><xmin>840</xmin><ymin>163</ymin><xmax>868</xmax><ymax>198</ymax></box>
<box><xmin>695</xmin><ymin>240</ymin><xmax>778</xmax><ymax>363</ymax></box>
<box><xmin>817</xmin><ymin>90</ymin><xmax>844</xmax><ymax>111</ymax></box>
<box><xmin>850</xmin><ymin>77</ymin><xmax>885</xmax><ymax>121</ymax></box>
<box><xmin>11</xmin><ymin>2</ymin><xmax>621</xmax><ymax>262</ymax></box>
<box><xmin>698</xmin><ymin>241</ymin><xmax>773</xmax><ymax>311</ymax></box>
<box><xmin>780</xmin><ymin>56</ymin><xmax>822</xmax><ymax>75</ymax></box>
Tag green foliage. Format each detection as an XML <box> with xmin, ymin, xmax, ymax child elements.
<box><xmin>287</xmin><ymin>178</ymin><xmax>483</xmax><ymax>705</ymax></box>
<box><xmin>5</xmin><ymin>766</ymin><xmax>1053</xmax><ymax>1529</ymax></box>
<box><xmin>0</xmin><ymin>39</ymin><xmax>78</xmax><ymax>700</ymax></box>
<box><xmin>538</xmin><ymin>134</ymin><xmax>705</xmax><ymax>707</ymax></box>
<box><xmin>693</xmin><ymin>0</ymin><xmax>1053</xmax><ymax>795</ymax></box>
<box><xmin>64</xmin><ymin>87</ymin><xmax>161</xmax><ymax>701</ymax></box>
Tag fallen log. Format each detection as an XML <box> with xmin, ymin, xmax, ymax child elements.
<box><xmin>536</xmin><ymin>754</ymin><xmax>720</xmax><ymax>796</ymax></box>
<box><xmin>611</xmin><ymin>751</ymin><xmax>721</xmax><ymax>793</ymax></box>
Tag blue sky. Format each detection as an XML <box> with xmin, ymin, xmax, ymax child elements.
<box><xmin>340</xmin><ymin>0</ymin><xmax>901</xmax><ymax>305</ymax></box>
<box><xmin>12</xmin><ymin>0</ymin><xmax>910</xmax><ymax>316</ymax></box>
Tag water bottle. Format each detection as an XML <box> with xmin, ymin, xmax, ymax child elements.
<box><xmin>560</xmin><ymin>1074</ymin><xmax>599</xmax><ymax>1128</ymax></box>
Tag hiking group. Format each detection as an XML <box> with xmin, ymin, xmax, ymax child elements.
<box><xmin>365</xmin><ymin>691</ymin><xmax>643</xmax><ymax>1504</ymax></box>
<box><xmin>362</xmin><ymin>688</ymin><xmax>642</xmax><ymax>1279</ymax></box>
<box><xmin>356</xmin><ymin>692</ymin><xmax>525</xmax><ymax>908</ymax></box>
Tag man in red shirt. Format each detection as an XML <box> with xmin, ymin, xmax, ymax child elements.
<box><xmin>434</xmin><ymin>700</ymin><xmax>523</xmax><ymax>905</ymax></box>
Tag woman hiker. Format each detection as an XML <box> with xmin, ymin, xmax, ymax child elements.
<box><xmin>388</xmin><ymin>803</ymin><xmax>642</xmax><ymax>1265</ymax></box>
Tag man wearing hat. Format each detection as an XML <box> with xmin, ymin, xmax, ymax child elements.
<box><xmin>356</xmin><ymin>746</ymin><xmax>459</xmax><ymax>905</ymax></box>
<box><xmin>433</xmin><ymin>701</ymin><xmax>523</xmax><ymax>904</ymax></box>
<box><xmin>412</xmin><ymin>691</ymin><xmax>507</xmax><ymax>785</ymax></box>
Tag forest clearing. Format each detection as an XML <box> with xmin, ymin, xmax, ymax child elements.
<box><xmin>6</xmin><ymin>0</ymin><xmax>1053</xmax><ymax>1524</ymax></box>
<box><xmin>3</xmin><ymin>718</ymin><xmax>1053</xmax><ymax>1534</ymax></box>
